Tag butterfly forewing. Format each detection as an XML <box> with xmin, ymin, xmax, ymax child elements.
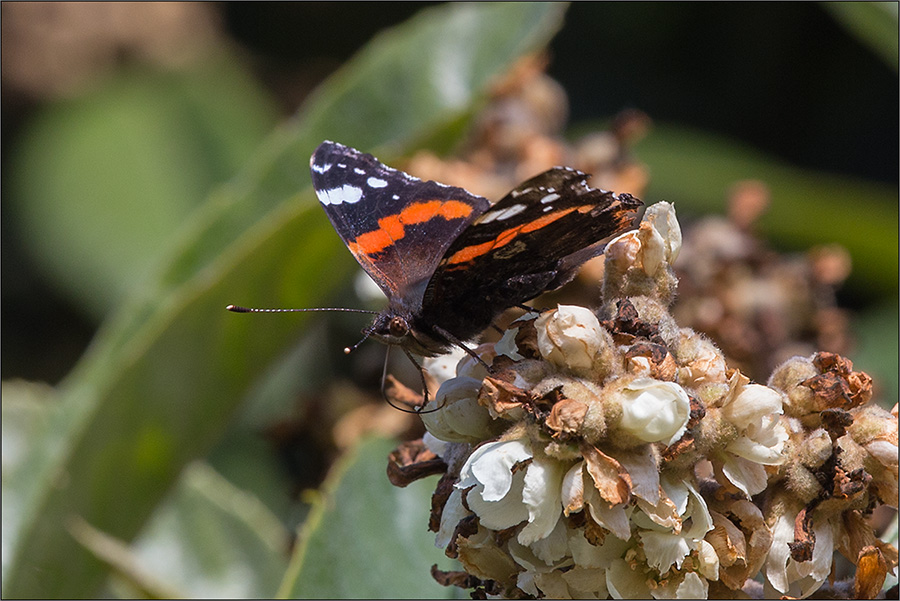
<box><xmin>310</xmin><ymin>141</ymin><xmax>490</xmax><ymax>304</ymax></box>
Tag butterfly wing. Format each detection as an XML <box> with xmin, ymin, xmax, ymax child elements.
<box><xmin>419</xmin><ymin>167</ymin><xmax>642</xmax><ymax>339</ymax></box>
<box><xmin>310</xmin><ymin>141</ymin><xmax>490</xmax><ymax>305</ymax></box>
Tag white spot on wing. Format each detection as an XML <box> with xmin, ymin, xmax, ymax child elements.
<box><xmin>367</xmin><ymin>177</ymin><xmax>388</xmax><ymax>188</ymax></box>
<box><xmin>480</xmin><ymin>203</ymin><xmax>527</xmax><ymax>223</ymax></box>
<box><xmin>318</xmin><ymin>184</ymin><xmax>363</xmax><ymax>205</ymax></box>
<box><xmin>311</xmin><ymin>162</ymin><xmax>332</xmax><ymax>174</ymax></box>
<box><xmin>540</xmin><ymin>192</ymin><xmax>561</xmax><ymax>204</ymax></box>
<box><xmin>354</xmin><ymin>167</ymin><xmax>366</xmax><ymax>175</ymax></box>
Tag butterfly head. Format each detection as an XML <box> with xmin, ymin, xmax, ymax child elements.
<box><xmin>365</xmin><ymin>306</ymin><xmax>448</xmax><ymax>357</ymax></box>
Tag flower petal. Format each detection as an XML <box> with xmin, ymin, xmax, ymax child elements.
<box><xmin>519</xmin><ymin>457</ymin><xmax>566</xmax><ymax>546</ymax></box>
<box><xmin>458</xmin><ymin>439</ymin><xmax>532</xmax><ymax>501</ymax></box>
<box><xmin>613</xmin><ymin>445</ymin><xmax>660</xmax><ymax>504</ymax></box>
<box><xmin>606</xmin><ymin>558</ymin><xmax>651</xmax><ymax>599</ymax></box>
<box><xmin>721</xmin><ymin>383</ymin><xmax>783</xmax><ymax>426</ymax></box>
<box><xmin>585</xmin><ymin>486</ymin><xmax>632</xmax><ymax>541</ymax></box>
<box><xmin>640</xmin><ymin>530</ymin><xmax>691</xmax><ymax>573</ymax></box>
<box><xmin>675</xmin><ymin>571</ymin><xmax>708</xmax><ymax>599</ymax></box>
<box><xmin>435</xmin><ymin>487</ymin><xmax>470</xmax><ymax>548</ymax></box>
<box><xmin>561</xmin><ymin>461</ymin><xmax>586</xmax><ymax>516</ymax></box>
<box><xmin>721</xmin><ymin>454</ymin><xmax>768</xmax><ymax>497</ymax></box>
<box><xmin>619</xmin><ymin>378</ymin><xmax>691</xmax><ymax>445</ymax></box>
<box><xmin>582</xmin><ymin>444</ymin><xmax>631</xmax><ymax>506</ymax></box>
<box><xmin>465</xmin><ymin>473</ymin><xmax>529</xmax><ymax>531</ymax></box>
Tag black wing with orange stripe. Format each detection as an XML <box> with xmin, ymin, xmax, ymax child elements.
<box><xmin>417</xmin><ymin>167</ymin><xmax>642</xmax><ymax>339</ymax></box>
<box><xmin>310</xmin><ymin>141</ymin><xmax>490</xmax><ymax>301</ymax></box>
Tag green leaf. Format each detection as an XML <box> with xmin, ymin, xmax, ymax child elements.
<box><xmin>67</xmin><ymin>517</ymin><xmax>185</xmax><ymax>599</ymax></box>
<box><xmin>822</xmin><ymin>1</ymin><xmax>899</xmax><ymax>71</ymax></box>
<box><xmin>123</xmin><ymin>462</ymin><xmax>289</xmax><ymax>598</ymax></box>
<box><xmin>1</xmin><ymin>379</ymin><xmax>58</xmax><ymax>579</ymax></box>
<box><xmin>630</xmin><ymin>123</ymin><xmax>898</xmax><ymax>300</ymax></box>
<box><xmin>850</xmin><ymin>301</ymin><xmax>900</xmax><ymax>407</ymax></box>
<box><xmin>8</xmin><ymin>58</ymin><xmax>278</xmax><ymax>318</ymax></box>
<box><xmin>279</xmin><ymin>437</ymin><xmax>454</xmax><ymax>599</ymax></box>
<box><xmin>1</xmin><ymin>3</ymin><xmax>567</xmax><ymax>598</ymax></box>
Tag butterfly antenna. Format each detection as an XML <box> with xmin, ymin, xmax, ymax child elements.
<box><xmin>226</xmin><ymin>305</ymin><xmax>378</xmax><ymax>315</ymax></box>
<box><xmin>343</xmin><ymin>330</ymin><xmax>372</xmax><ymax>355</ymax></box>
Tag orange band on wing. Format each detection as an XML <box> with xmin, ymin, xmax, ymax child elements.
<box><xmin>348</xmin><ymin>200</ymin><xmax>475</xmax><ymax>257</ymax></box>
<box><xmin>445</xmin><ymin>206</ymin><xmax>579</xmax><ymax>265</ymax></box>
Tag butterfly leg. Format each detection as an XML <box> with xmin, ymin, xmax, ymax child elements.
<box><xmin>378</xmin><ymin>346</ymin><xmax>428</xmax><ymax>414</ymax></box>
<box><xmin>432</xmin><ymin>325</ymin><xmax>493</xmax><ymax>374</ymax></box>
<box><xmin>401</xmin><ymin>349</ymin><xmax>448</xmax><ymax>415</ymax></box>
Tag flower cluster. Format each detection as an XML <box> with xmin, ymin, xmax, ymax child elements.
<box><xmin>388</xmin><ymin>203</ymin><xmax>897</xmax><ymax>599</ymax></box>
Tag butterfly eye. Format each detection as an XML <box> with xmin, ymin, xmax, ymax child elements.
<box><xmin>389</xmin><ymin>316</ymin><xmax>409</xmax><ymax>338</ymax></box>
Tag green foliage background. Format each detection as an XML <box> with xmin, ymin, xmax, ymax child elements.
<box><xmin>2</xmin><ymin>3</ymin><xmax>896</xmax><ymax>598</ymax></box>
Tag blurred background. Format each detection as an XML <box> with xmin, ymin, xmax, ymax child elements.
<box><xmin>3</xmin><ymin>2</ymin><xmax>897</xmax><ymax>383</ymax></box>
<box><xmin>2</xmin><ymin>2</ymin><xmax>897</xmax><ymax>598</ymax></box>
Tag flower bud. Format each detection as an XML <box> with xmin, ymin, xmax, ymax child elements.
<box><xmin>420</xmin><ymin>377</ymin><xmax>495</xmax><ymax>443</ymax></box>
<box><xmin>617</xmin><ymin>377</ymin><xmax>691</xmax><ymax>445</ymax></box>
<box><xmin>535</xmin><ymin>305</ymin><xmax>610</xmax><ymax>375</ymax></box>
<box><xmin>767</xmin><ymin>356</ymin><xmax>819</xmax><ymax>416</ymax></box>
<box><xmin>643</xmin><ymin>201</ymin><xmax>682</xmax><ymax>266</ymax></box>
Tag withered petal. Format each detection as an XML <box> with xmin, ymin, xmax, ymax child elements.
<box><xmin>387</xmin><ymin>439</ymin><xmax>447</xmax><ymax>488</ymax></box>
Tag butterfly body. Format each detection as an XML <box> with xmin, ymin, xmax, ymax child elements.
<box><xmin>310</xmin><ymin>141</ymin><xmax>642</xmax><ymax>357</ymax></box>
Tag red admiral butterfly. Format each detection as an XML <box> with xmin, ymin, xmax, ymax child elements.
<box><xmin>229</xmin><ymin>141</ymin><xmax>641</xmax><ymax>391</ymax></box>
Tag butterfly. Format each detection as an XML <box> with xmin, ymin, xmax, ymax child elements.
<box><xmin>229</xmin><ymin>141</ymin><xmax>642</xmax><ymax>404</ymax></box>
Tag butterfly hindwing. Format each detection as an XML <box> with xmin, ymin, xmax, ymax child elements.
<box><xmin>310</xmin><ymin>141</ymin><xmax>490</xmax><ymax>304</ymax></box>
<box><xmin>418</xmin><ymin>167</ymin><xmax>642</xmax><ymax>339</ymax></box>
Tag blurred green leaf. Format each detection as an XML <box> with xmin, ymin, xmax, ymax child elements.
<box><xmin>8</xmin><ymin>58</ymin><xmax>279</xmax><ymax>319</ymax></box>
<box><xmin>630</xmin><ymin>123</ymin><xmax>898</xmax><ymax>300</ymax></box>
<box><xmin>279</xmin><ymin>436</ymin><xmax>454</xmax><ymax>599</ymax></box>
<box><xmin>1</xmin><ymin>380</ymin><xmax>57</xmax><ymax>579</ymax></box>
<box><xmin>123</xmin><ymin>462</ymin><xmax>289</xmax><ymax>598</ymax></box>
<box><xmin>850</xmin><ymin>301</ymin><xmax>900</xmax><ymax>407</ymax></box>
<box><xmin>1</xmin><ymin>3</ymin><xmax>567</xmax><ymax>597</ymax></box>
<box><xmin>822</xmin><ymin>1</ymin><xmax>899</xmax><ymax>71</ymax></box>
<box><xmin>68</xmin><ymin>517</ymin><xmax>184</xmax><ymax>599</ymax></box>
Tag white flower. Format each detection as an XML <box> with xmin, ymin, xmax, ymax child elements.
<box><xmin>419</xmin><ymin>377</ymin><xmax>495</xmax><ymax>443</ymax></box>
<box><xmin>561</xmin><ymin>459</ymin><xmax>632</xmax><ymax>541</ymax></box>
<box><xmin>719</xmin><ymin>381</ymin><xmax>788</xmax><ymax>496</ymax></box>
<box><xmin>764</xmin><ymin>505</ymin><xmax>834</xmax><ymax>598</ymax></box>
<box><xmin>633</xmin><ymin>476</ymin><xmax>713</xmax><ymax>578</ymax></box>
<box><xmin>423</xmin><ymin>346</ymin><xmax>468</xmax><ymax>385</ymax></box>
<box><xmin>536</xmin><ymin>305</ymin><xmax>606</xmax><ymax>373</ymax></box>
<box><xmin>619</xmin><ymin>378</ymin><xmax>691</xmax><ymax>446</ymax></box>
<box><xmin>454</xmin><ymin>343</ymin><xmax>496</xmax><ymax>380</ymax></box>
<box><xmin>456</xmin><ymin>439</ymin><xmax>567</xmax><ymax>547</ymax></box>
<box><xmin>495</xmin><ymin>312</ymin><xmax>539</xmax><ymax>361</ymax></box>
